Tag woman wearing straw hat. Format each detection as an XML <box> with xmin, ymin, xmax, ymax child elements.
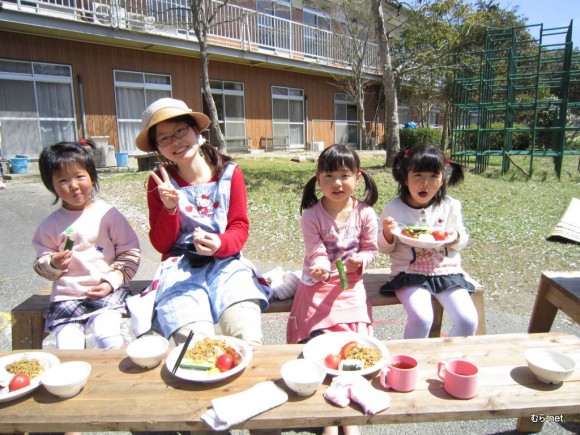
<box><xmin>135</xmin><ymin>97</ymin><xmax>271</xmax><ymax>346</ymax></box>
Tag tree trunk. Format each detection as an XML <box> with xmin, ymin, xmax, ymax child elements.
<box><xmin>191</xmin><ymin>0</ymin><xmax>226</xmax><ymax>151</ymax></box>
<box><xmin>372</xmin><ymin>0</ymin><xmax>400</xmax><ymax>167</ymax></box>
<box><xmin>357</xmin><ymin>83</ymin><xmax>368</xmax><ymax>150</ymax></box>
<box><xmin>441</xmin><ymin>101</ymin><xmax>451</xmax><ymax>151</ymax></box>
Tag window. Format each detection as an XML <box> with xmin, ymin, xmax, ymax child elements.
<box><xmin>202</xmin><ymin>80</ymin><xmax>247</xmax><ymax>150</ymax></box>
<box><xmin>429</xmin><ymin>109</ymin><xmax>440</xmax><ymax>127</ymax></box>
<box><xmin>257</xmin><ymin>0</ymin><xmax>291</xmax><ymax>50</ymax></box>
<box><xmin>398</xmin><ymin>105</ymin><xmax>410</xmax><ymax>125</ymax></box>
<box><xmin>0</xmin><ymin>59</ymin><xmax>76</xmax><ymax>157</ymax></box>
<box><xmin>303</xmin><ymin>7</ymin><xmax>330</xmax><ymax>58</ymax></box>
<box><xmin>114</xmin><ymin>70</ymin><xmax>172</xmax><ymax>152</ymax></box>
<box><xmin>334</xmin><ymin>93</ymin><xmax>357</xmax><ymax>146</ymax></box>
<box><xmin>272</xmin><ymin>86</ymin><xmax>304</xmax><ymax>148</ymax></box>
<box><xmin>147</xmin><ymin>0</ymin><xmax>191</xmax><ymax>32</ymax></box>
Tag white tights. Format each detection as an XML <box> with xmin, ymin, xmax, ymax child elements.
<box><xmin>396</xmin><ymin>285</ymin><xmax>478</xmax><ymax>339</ymax></box>
<box><xmin>55</xmin><ymin>310</ymin><xmax>124</xmax><ymax>349</ymax></box>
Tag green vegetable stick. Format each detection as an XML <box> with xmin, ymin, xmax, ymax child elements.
<box><xmin>336</xmin><ymin>258</ymin><xmax>348</xmax><ymax>290</ymax></box>
<box><xmin>64</xmin><ymin>237</ymin><xmax>74</xmax><ymax>251</ymax></box>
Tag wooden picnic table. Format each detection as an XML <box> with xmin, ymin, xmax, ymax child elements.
<box><xmin>0</xmin><ymin>332</ymin><xmax>578</xmax><ymax>433</ymax></box>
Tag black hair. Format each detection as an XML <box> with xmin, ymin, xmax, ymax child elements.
<box><xmin>392</xmin><ymin>145</ymin><xmax>464</xmax><ymax>206</ymax></box>
<box><xmin>38</xmin><ymin>140</ymin><xmax>99</xmax><ymax>204</ymax></box>
<box><xmin>147</xmin><ymin>114</ymin><xmax>232</xmax><ymax>178</ymax></box>
<box><xmin>300</xmin><ymin>144</ymin><xmax>379</xmax><ymax>213</ymax></box>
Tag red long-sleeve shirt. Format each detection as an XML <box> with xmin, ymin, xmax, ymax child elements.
<box><xmin>147</xmin><ymin>165</ymin><xmax>250</xmax><ymax>260</ymax></box>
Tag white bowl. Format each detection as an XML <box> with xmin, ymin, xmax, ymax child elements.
<box><xmin>281</xmin><ymin>359</ymin><xmax>326</xmax><ymax>396</ymax></box>
<box><xmin>525</xmin><ymin>349</ymin><xmax>576</xmax><ymax>384</ymax></box>
<box><xmin>42</xmin><ymin>361</ymin><xmax>91</xmax><ymax>398</ymax></box>
<box><xmin>126</xmin><ymin>335</ymin><xmax>169</xmax><ymax>369</ymax></box>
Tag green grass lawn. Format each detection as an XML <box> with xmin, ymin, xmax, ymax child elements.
<box><xmin>100</xmin><ymin>151</ymin><xmax>580</xmax><ymax>318</ymax></box>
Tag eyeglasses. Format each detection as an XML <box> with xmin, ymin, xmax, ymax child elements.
<box><xmin>156</xmin><ymin>125</ymin><xmax>190</xmax><ymax>148</ymax></box>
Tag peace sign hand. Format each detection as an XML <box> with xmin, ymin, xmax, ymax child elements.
<box><xmin>151</xmin><ymin>164</ymin><xmax>180</xmax><ymax>211</ymax></box>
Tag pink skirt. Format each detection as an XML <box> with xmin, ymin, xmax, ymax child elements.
<box><xmin>286</xmin><ymin>274</ymin><xmax>373</xmax><ymax>344</ymax></box>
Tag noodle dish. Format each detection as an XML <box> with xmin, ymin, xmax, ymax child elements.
<box><xmin>165</xmin><ymin>335</ymin><xmax>252</xmax><ymax>383</ymax></box>
<box><xmin>0</xmin><ymin>352</ymin><xmax>60</xmax><ymax>402</ymax></box>
<box><xmin>303</xmin><ymin>332</ymin><xmax>388</xmax><ymax>376</ymax></box>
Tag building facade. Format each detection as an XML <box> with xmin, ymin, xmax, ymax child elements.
<box><xmin>0</xmin><ymin>0</ymin><xmax>388</xmax><ymax>158</ymax></box>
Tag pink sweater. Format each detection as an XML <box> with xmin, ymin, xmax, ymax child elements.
<box><xmin>287</xmin><ymin>199</ymin><xmax>378</xmax><ymax>343</ymax></box>
<box><xmin>32</xmin><ymin>200</ymin><xmax>141</xmax><ymax>302</ymax></box>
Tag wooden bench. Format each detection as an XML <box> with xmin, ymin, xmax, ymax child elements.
<box><xmin>259</xmin><ymin>136</ymin><xmax>289</xmax><ymax>152</ymax></box>
<box><xmin>10</xmin><ymin>269</ymin><xmax>486</xmax><ymax>350</ymax></box>
<box><xmin>226</xmin><ymin>137</ymin><xmax>252</xmax><ymax>154</ymax></box>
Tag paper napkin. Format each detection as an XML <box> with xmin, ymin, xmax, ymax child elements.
<box><xmin>201</xmin><ymin>381</ymin><xmax>288</xmax><ymax>430</ymax></box>
<box><xmin>324</xmin><ymin>375</ymin><xmax>391</xmax><ymax>415</ymax></box>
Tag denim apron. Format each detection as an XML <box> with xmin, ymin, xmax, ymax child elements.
<box><xmin>151</xmin><ymin>162</ymin><xmax>270</xmax><ymax>339</ymax></box>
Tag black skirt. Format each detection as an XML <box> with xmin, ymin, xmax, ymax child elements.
<box><xmin>380</xmin><ymin>272</ymin><xmax>475</xmax><ymax>295</ymax></box>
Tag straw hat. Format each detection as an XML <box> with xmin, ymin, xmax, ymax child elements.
<box><xmin>135</xmin><ymin>98</ymin><xmax>211</xmax><ymax>152</ymax></box>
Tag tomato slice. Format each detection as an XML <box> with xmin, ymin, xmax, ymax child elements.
<box><xmin>340</xmin><ymin>341</ymin><xmax>359</xmax><ymax>360</ymax></box>
<box><xmin>226</xmin><ymin>346</ymin><xmax>242</xmax><ymax>367</ymax></box>
<box><xmin>216</xmin><ymin>353</ymin><xmax>234</xmax><ymax>372</ymax></box>
<box><xmin>432</xmin><ymin>230</ymin><xmax>448</xmax><ymax>241</ymax></box>
<box><xmin>324</xmin><ymin>354</ymin><xmax>341</xmax><ymax>370</ymax></box>
<box><xmin>9</xmin><ymin>373</ymin><xmax>31</xmax><ymax>392</ymax></box>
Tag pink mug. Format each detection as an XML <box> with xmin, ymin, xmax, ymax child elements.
<box><xmin>380</xmin><ymin>354</ymin><xmax>418</xmax><ymax>392</ymax></box>
<box><xmin>437</xmin><ymin>359</ymin><xmax>478</xmax><ymax>399</ymax></box>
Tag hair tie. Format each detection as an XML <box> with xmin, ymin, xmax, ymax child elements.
<box><xmin>358</xmin><ymin>168</ymin><xmax>362</xmax><ymax>173</ymax></box>
<box><xmin>80</xmin><ymin>139</ymin><xmax>87</xmax><ymax>146</ymax></box>
<box><xmin>404</xmin><ymin>149</ymin><xmax>409</xmax><ymax>156</ymax></box>
<box><xmin>446</xmin><ymin>159</ymin><xmax>452</xmax><ymax>164</ymax></box>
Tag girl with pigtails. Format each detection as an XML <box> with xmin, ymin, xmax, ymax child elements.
<box><xmin>378</xmin><ymin>145</ymin><xmax>478</xmax><ymax>339</ymax></box>
<box><xmin>287</xmin><ymin>144</ymin><xmax>379</xmax><ymax>345</ymax></box>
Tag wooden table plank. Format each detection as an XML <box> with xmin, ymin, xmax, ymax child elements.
<box><xmin>0</xmin><ymin>333</ymin><xmax>578</xmax><ymax>432</ymax></box>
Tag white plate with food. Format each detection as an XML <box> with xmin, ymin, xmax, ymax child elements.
<box><xmin>0</xmin><ymin>352</ymin><xmax>60</xmax><ymax>403</ymax></box>
<box><xmin>393</xmin><ymin>226</ymin><xmax>455</xmax><ymax>249</ymax></box>
<box><xmin>166</xmin><ymin>335</ymin><xmax>252</xmax><ymax>383</ymax></box>
<box><xmin>302</xmin><ymin>332</ymin><xmax>388</xmax><ymax>377</ymax></box>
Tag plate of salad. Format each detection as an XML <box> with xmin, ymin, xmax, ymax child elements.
<box><xmin>166</xmin><ymin>335</ymin><xmax>252</xmax><ymax>383</ymax></box>
<box><xmin>393</xmin><ymin>225</ymin><xmax>455</xmax><ymax>249</ymax></box>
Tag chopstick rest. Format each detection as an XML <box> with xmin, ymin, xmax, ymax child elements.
<box><xmin>201</xmin><ymin>381</ymin><xmax>288</xmax><ymax>430</ymax></box>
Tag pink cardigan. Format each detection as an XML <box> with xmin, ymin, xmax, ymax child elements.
<box><xmin>287</xmin><ymin>199</ymin><xmax>378</xmax><ymax>343</ymax></box>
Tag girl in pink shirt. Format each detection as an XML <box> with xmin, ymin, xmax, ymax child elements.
<box><xmin>287</xmin><ymin>145</ymin><xmax>379</xmax><ymax>345</ymax></box>
<box><xmin>33</xmin><ymin>141</ymin><xmax>140</xmax><ymax>349</ymax></box>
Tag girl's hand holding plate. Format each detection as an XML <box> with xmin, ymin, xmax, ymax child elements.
<box><xmin>442</xmin><ymin>229</ymin><xmax>459</xmax><ymax>247</ymax></box>
<box><xmin>151</xmin><ymin>165</ymin><xmax>180</xmax><ymax>212</ymax></box>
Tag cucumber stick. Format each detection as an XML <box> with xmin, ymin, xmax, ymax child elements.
<box><xmin>64</xmin><ymin>237</ymin><xmax>74</xmax><ymax>251</ymax></box>
<box><xmin>336</xmin><ymin>258</ymin><xmax>348</xmax><ymax>290</ymax></box>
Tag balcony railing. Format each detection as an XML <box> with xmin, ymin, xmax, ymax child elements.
<box><xmin>3</xmin><ymin>0</ymin><xmax>380</xmax><ymax>74</ymax></box>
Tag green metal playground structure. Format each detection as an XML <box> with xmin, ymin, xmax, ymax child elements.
<box><xmin>451</xmin><ymin>21</ymin><xmax>579</xmax><ymax>178</ymax></box>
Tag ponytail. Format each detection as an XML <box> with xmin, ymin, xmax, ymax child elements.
<box><xmin>359</xmin><ymin>169</ymin><xmax>379</xmax><ymax>206</ymax></box>
<box><xmin>447</xmin><ymin>160</ymin><xmax>465</xmax><ymax>187</ymax></box>
<box><xmin>300</xmin><ymin>176</ymin><xmax>318</xmax><ymax>214</ymax></box>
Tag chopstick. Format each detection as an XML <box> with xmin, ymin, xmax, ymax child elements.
<box><xmin>172</xmin><ymin>330</ymin><xmax>194</xmax><ymax>375</ymax></box>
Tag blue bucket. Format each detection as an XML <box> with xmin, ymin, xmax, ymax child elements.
<box><xmin>9</xmin><ymin>157</ymin><xmax>29</xmax><ymax>174</ymax></box>
<box><xmin>115</xmin><ymin>152</ymin><xmax>129</xmax><ymax>167</ymax></box>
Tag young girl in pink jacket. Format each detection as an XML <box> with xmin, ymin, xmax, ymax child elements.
<box><xmin>287</xmin><ymin>145</ymin><xmax>379</xmax><ymax>345</ymax></box>
<box><xmin>33</xmin><ymin>141</ymin><xmax>140</xmax><ymax>349</ymax></box>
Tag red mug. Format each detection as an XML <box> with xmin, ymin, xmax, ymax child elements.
<box><xmin>380</xmin><ymin>354</ymin><xmax>418</xmax><ymax>392</ymax></box>
<box><xmin>437</xmin><ymin>359</ymin><xmax>478</xmax><ymax>399</ymax></box>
